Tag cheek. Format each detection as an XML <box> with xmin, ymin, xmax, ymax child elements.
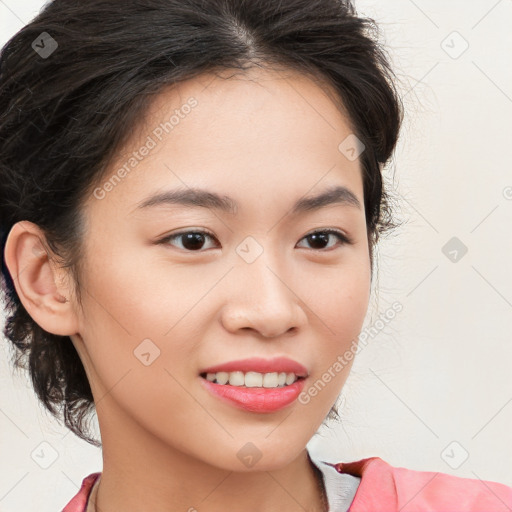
<box><xmin>76</xmin><ymin>268</ymin><xmax>200</xmax><ymax>431</ymax></box>
<box><xmin>296</xmin><ymin>260</ymin><xmax>370</xmax><ymax>404</ymax></box>
<box><xmin>77</xmin><ymin>249</ymin><xmax>210</xmax><ymax>383</ymax></box>
<box><xmin>299</xmin><ymin>266</ymin><xmax>368</xmax><ymax>406</ymax></box>
<box><xmin>298</xmin><ymin>259</ymin><xmax>370</xmax><ymax>336</ymax></box>
<box><xmin>81</xmin><ymin>243</ymin><xmax>182</xmax><ymax>334</ymax></box>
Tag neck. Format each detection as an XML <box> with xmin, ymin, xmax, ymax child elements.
<box><xmin>92</xmin><ymin>399</ymin><xmax>328</xmax><ymax>512</ymax></box>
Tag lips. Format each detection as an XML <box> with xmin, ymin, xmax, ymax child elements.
<box><xmin>200</xmin><ymin>377</ymin><xmax>306</xmax><ymax>413</ymax></box>
<box><xmin>199</xmin><ymin>356</ymin><xmax>309</xmax><ymax>378</ymax></box>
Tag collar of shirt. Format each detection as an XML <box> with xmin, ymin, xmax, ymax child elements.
<box><xmin>307</xmin><ymin>448</ymin><xmax>361</xmax><ymax>512</ymax></box>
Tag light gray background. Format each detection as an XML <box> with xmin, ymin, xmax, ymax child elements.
<box><xmin>1</xmin><ymin>0</ymin><xmax>511</xmax><ymax>510</ymax></box>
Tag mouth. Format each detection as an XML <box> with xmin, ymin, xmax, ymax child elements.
<box><xmin>199</xmin><ymin>371</ymin><xmax>308</xmax><ymax>413</ymax></box>
<box><xmin>199</xmin><ymin>371</ymin><xmax>306</xmax><ymax>388</ymax></box>
<box><xmin>199</xmin><ymin>356</ymin><xmax>309</xmax><ymax>384</ymax></box>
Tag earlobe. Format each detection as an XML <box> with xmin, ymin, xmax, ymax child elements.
<box><xmin>3</xmin><ymin>220</ymin><xmax>79</xmax><ymax>336</ymax></box>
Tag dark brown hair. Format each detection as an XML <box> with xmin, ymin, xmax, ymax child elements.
<box><xmin>0</xmin><ymin>0</ymin><xmax>403</xmax><ymax>446</ymax></box>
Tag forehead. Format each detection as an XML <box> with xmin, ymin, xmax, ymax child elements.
<box><xmin>144</xmin><ymin>65</ymin><xmax>355</xmax><ymax>141</ymax></box>
<box><xmin>86</xmin><ymin>65</ymin><xmax>363</xmax><ymax>218</ymax></box>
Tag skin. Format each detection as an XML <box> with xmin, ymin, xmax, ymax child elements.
<box><xmin>5</xmin><ymin>65</ymin><xmax>371</xmax><ymax>512</ymax></box>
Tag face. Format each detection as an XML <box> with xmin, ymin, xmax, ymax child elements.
<box><xmin>70</xmin><ymin>66</ymin><xmax>371</xmax><ymax>471</ymax></box>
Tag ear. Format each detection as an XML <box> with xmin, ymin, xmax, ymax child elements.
<box><xmin>3</xmin><ymin>220</ymin><xmax>80</xmax><ymax>336</ymax></box>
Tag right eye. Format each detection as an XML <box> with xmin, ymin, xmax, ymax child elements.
<box><xmin>157</xmin><ymin>229</ymin><xmax>220</xmax><ymax>252</ymax></box>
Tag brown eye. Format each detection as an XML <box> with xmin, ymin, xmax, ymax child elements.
<box><xmin>296</xmin><ymin>229</ymin><xmax>352</xmax><ymax>251</ymax></box>
<box><xmin>159</xmin><ymin>230</ymin><xmax>219</xmax><ymax>251</ymax></box>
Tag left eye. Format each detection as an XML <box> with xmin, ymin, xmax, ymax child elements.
<box><xmin>159</xmin><ymin>229</ymin><xmax>352</xmax><ymax>252</ymax></box>
<box><xmin>296</xmin><ymin>229</ymin><xmax>352</xmax><ymax>250</ymax></box>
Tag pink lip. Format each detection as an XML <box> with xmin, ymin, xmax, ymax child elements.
<box><xmin>199</xmin><ymin>377</ymin><xmax>307</xmax><ymax>413</ymax></box>
<box><xmin>199</xmin><ymin>356</ymin><xmax>309</xmax><ymax>377</ymax></box>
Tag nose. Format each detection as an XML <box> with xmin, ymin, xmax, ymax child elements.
<box><xmin>220</xmin><ymin>255</ymin><xmax>308</xmax><ymax>338</ymax></box>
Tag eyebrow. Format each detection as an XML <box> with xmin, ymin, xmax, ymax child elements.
<box><xmin>132</xmin><ymin>184</ymin><xmax>362</xmax><ymax>215</ymax></box>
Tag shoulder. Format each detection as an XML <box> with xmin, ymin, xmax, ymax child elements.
<box><xmin>61</xmin><ymin>472</ymin><xmax>101</xmax><ymax>512</ymax></box>
<box><xmin>332</xmin><ymin>457</ymin><xmax>512</xmax><ymax>512</ymax></box>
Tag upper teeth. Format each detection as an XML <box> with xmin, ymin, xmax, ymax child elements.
<box><xmin>205</xmin><ymin>371</ymin><xmax>299</xmax><ymax>388</ymax></box>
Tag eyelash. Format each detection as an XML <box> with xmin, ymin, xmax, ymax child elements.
<box><xmin>157</xmin><ymin>228</ymin><xmax>353</xmax><ymax>252</ymax></box>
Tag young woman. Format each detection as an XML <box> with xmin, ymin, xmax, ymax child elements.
<box><xmin>1</xmin><ymin>1</ymin><xmax>511</xmax><ymax>511</ymax></box>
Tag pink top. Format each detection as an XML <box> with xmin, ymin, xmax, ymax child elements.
<box><xmin>62</xmin><ymin>471</ymin><xmax>101</xmax><ymax>512</ymax></box>
<box><xmin>61</xmin><ymin>456</ymin><xmax>512</xmax><ymax>512</ymax></box>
